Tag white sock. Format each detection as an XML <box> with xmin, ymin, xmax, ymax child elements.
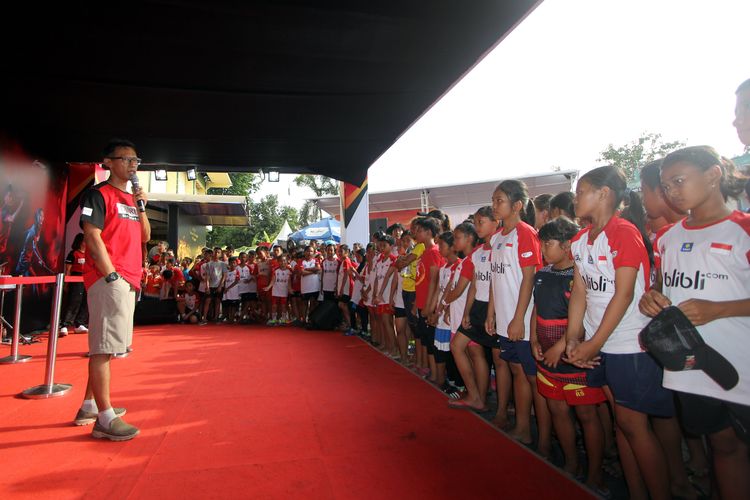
<box><xmin>97</xmin><ymin>407</ymin><xmax>117</xmax><ymax>427</ymax></box>
<box><xmin>81</xmin><ymin>399</ymin><xmax>98</xmax><ymax>413</ymax></box>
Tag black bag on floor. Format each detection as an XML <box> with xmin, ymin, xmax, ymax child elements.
<box><xmin>307</xmin><ymin>299</ymin><xmax>341</xmax><ymax>331</ymax></box>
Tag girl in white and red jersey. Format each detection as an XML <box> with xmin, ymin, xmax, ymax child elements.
<box><xmin>433</xmin><ymin>231</ymin><xmax>459</xmax><ymax>390</ymax></box>
<box><xmin>448</xmin><ymin>207</ymin><xmax>498</xmax><ymax>412</ymax></box>
<box><xmin>321</xmin><ymin>243</ymin><xmax>339</xmax><ymax>301</ymax></box>
<box><xmin>566</xmin><ymin>165</ymin><xmax>671</xmax><ymax>500</ymax></box>
<box><xmin>264</xmin><ymin>254</ymin><xmax>292</xmax><ymax>326</ymax></box>
<box><xmin>299</xmin><ymin>245</ymin><xmax>321</xmax><ymax>324</ymax></box>
<box><xmin>373</xmin><ymin>236</ymin><xmax>398</xmax><ymax>355</ymax></box>
<box><xmin>221</xmin><ymin>256</ymin><xmax>241</xmax><ymax>324</ymax></box>
<box><xmin>640</xmin><ymin>146</ymin><xmax>750</xmax><ymax>499</ymax></box>
<box><xmin>360</xmin><ymin>243</ymin><xmax>378</xmax><ymax>339</ymax></box>
<box><xmin>486</xmin><ymin>180</ymin><xmax>544</xmax><ymax>446</ymax></box>
<box><xmin>336</xmin><ymin>244</ymin><xmax>356</xmax><ymax>333</ymax></box>
<box><xmin>381</xmin><ymin>232</ymin><xmax>410</xmax><ymax>362</ymax></box>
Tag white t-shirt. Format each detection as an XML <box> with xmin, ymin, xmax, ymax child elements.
<box><xmin>437</xmin><ymin>261</ymin><xmax>455</xmax><ymax>330</ymax></box>
<box><xmin>184</xmin><ymin>292</ymin><xmax>198</xmax><ymax>311</ymax></box>
<box><xmin>272</xmin><ymin>268</ymin><xmax>292</xmax><ymax>298</ymax></box>
<box><xmin>449</xmin><ymin>255</ymin><xmax>472</xmax><ymax>334</ymax></box>
<box><xmin>301</xmin><ymin>258</ymin><xmax>321</xmax><ymax>294</ymax></box>
<box><xmin>655</xmin><ymin>212</ymin><xmax>750</xmax><ymax>405</ymax></box>
<box><xmin>489</xmin><ymin>222</ymin><xmax>541</xmax><ymax>340</ymax></box>
<box><xmin>471</xmin><ymin>243</ymin><xmax>493</xmax><ymax>303</ymax></box>
<box><xmin>222</xmin><ymin>268</ymin><xmax>241</xmax><ymax>301</ymax></box>
<box><xmin>363</xmin><ymin>262</ymin><xmax>377</xmax><ymax>307</ymax></box>
<box><xmin>374</xmin><ymin>254</ymin><xmax>396</xmax><ymax>304</ymax></box>
<box><xmin>570</xmin><ymin>216</ymin><xmax>651</xmax><ymax>354</ymax></box>
<box><xmin>351</xmin><ymin>267</ymin><xmax>363</xmax><ymax>304</ymax></box>
<box><xmin>203</xmin><ymin>260</ymin><xmax>227</xmax><ymax>288</ymax></box>
<box><xmin>393</xmin><ymin>272</ymin><xmax>404</xmax><ymax>309</ymax></box>
<box><xmin>237</xmin><ymin>264</ymin><xmax>255</xmax><ymax>294</ymax></box>
<box><xmin>321</xmin><ymin>257</ymin><xmax>339</xmax><ymax>292</ymax></box>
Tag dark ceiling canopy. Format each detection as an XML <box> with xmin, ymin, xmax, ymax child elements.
<box><xmin>3</xmin><ymin>1</ymin><xmax>540</xmax><ymax>185</ymax></box>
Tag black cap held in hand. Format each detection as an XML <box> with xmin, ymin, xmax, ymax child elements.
<box><xmin>639</xmin><ymin>306</ymin><xmax>739</xmax><ymax>391</ymax></box>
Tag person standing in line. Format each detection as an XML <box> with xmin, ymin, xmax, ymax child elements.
<box><xmin>72</xmin><ymin>139</ymin><xmax>150</xmax><ymax>441</ymax></box>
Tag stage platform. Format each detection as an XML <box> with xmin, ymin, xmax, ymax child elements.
<box><xmin>0</xmin><ymin>324</ymin><xmax>591</xmax><ymax>499</ymax></box>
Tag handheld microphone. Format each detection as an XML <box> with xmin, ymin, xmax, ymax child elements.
<box><xmin>129</xmin><ymin>174</ymin><xmax>146</xmax><ymax>213</ymax></box>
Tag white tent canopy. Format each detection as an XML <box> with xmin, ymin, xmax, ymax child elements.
<box><xmin>274</xmin><ymin>220</ymin><xmax>294</xmax><ymax>243</ymax></box>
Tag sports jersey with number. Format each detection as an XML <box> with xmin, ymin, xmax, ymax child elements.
<box><xmin>237</xmin><ymin>264</ymin><xmax>255</xmax><ymax>294</ymax></box>
<box><xmin>223</xmin><ymin>268</ymin><xmax>241</xmax><ymax>301</ymax></box>
<box><xmin>570</xmin><ymin>216</ymin><xmax>651</xmax><ymax>354</ymax></box>
<box><xmin>655</xmin><ymin>212</ymin><xmax>750</xmax><ymax>405</ymax></box>
<box><xmin>490</xmin><ymin>221</ymin><xmax>542</xmax><ymax>340</ymax></box>
<box><xmin>272</xmin><ymin>268</ymin><xmax>292</xmax><ymax>298</ymax></box>
<box><xmin>301</xmin><ymin>258</ymin><xmax>321</xmax><ymax>294</ymax></box>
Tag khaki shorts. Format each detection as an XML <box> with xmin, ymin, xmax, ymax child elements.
<box><xmin>87</xmin><ymin>277</ymin><xmax>136</xmax><ymax>355</ymax></box>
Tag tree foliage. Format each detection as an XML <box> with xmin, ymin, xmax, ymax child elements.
<box><xmin>294</xmin><ymin>174</ymin><xmax>339</xmax><ymax>227</ymax></box>
<box><xmin>206</xmin><ymin>172</ymin><xmax>262</xmax><ymax>196</ymax></box>
<box><xmin>598</xmin><ymin>132</ymin><xmax>685</xmax><ymax>184</ymax></box>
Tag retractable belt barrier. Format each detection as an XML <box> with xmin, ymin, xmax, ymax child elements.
<box><xmin>0</xmin><ymin>274</ymin><xmax>82</xmax><ymax>398</ymax></box>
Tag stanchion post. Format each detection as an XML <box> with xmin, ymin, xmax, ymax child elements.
<box><xmin>21</xmin><ymin>273</ymin><xmax>72</xmax><ymax>398</ymax></box>
<box><xmin>0</xmin><ymin>283</ymin><xmax>32</xmax><ymax>364</ymax></box>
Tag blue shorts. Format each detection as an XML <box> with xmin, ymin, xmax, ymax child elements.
<box><xmin>497</xmin><ymin>337</ymin><xmax>537</xmax><ymax>376</ymax></box>
<box><xmin>603</xmin><ymin>352</ymin><xmax>674</xmax><ymax>417</ymax></box>
<box><xmin>434</xmin><ymin>327</ymin><xmax>451</xmax><ymax>353</ymax></box>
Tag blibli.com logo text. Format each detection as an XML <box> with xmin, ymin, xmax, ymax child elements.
<box><xmin>583</xmin><ymin>274</ymin><xmax>613</xmax><ymax>292</ymax></box>
<box><xmin>663</xmin><ymin>269</ymin><xmax>728</xmax><ymax>290</ymax></box>
<box><xmin>491</xmin><ymin>262</ymin><xmax>510</xmax><ymax>274</ymax></box>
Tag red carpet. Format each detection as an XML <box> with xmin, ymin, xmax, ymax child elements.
<box><xmin>0</xmin><ymin>325</ymin><xmax>592</xmax><ymax>499</ymax></box>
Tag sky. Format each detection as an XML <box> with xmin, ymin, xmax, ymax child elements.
<box><xmin>254</xmin><ymin>0</ymin><xmax>749</xmax><ymax>210</ymax></box>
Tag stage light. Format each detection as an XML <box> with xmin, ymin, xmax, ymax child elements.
<box><xmin>267</xmin><ymin>168</ymin><xmax>280</xmax><ymax>182</ymax></box>
<box><xmin>155</xmin><ymin>169</ymin><xmax>168</xmax><ymax>181</ymax></box>
<box><xmin>186</xmin><ymin>168</ymin><xmax>197</xmax><ymax>181</ymax></box>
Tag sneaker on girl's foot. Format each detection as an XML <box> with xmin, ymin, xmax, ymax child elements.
<box><xmin>74</xmin><ymin>325</ymin><xmax>89</xmax><ymax>333</ymax></box>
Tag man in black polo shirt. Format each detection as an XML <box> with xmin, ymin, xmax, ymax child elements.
<box><xmin>72</xmin><ymin>139</ymin><xmax>150</xmax><ymax>441</ymax></box>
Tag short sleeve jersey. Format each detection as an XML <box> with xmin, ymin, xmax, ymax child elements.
<box><xmin>437</xmin><ymin>261</ymin><xmax>457</xmax><ymax>330</ymax></box>
<box><xmin>490</xmin><ymin>221</ymin><xmax>542</xmax><ymax>340</ymax></box>
<box><xmin>256</xmin><ymin>259</ymin><xmax>271</xmax><ymax>287</ymax></box>
<box><xmin>570</xmin><ymin>216</ymin><xmax>651</xmax><ymax>354</ymax></box>
<box><xmin>79</xmin><ymin>181</ymin><xmax>143</xmax><ymax>290</ymax></box>
<box><xmin>337</xmin><ymin>257</ymin><xmax>355</xmax><ymax>296</ymax></box>
<box><xmin>184</xmin><ymin>292</ymin><xmax>199</xmax><ymax>311</ymax></box>
<box><xmin>272</xmin><ymin>268</ymin><xmax>292</xmax><ymax>298</ymax></box>
<box><xmin>363</xmin><ymin>262</ymin><xmax>377</xmax><ymax>307</ymax></box>
<box><xmin>415</xmin><ymin>244</ymin><xmax>444</xmax><ymax>309</ymax></box>
<box><xmin>237</xmin><ymin>264</ymin><xmax>254</xmax><ymax>294</ymax></box>
<box><xmin>471</xmin><ymin>242</ymin><xmax>493</xmax><ymax>303</ymax></box>
<box><xmin>450</xmin><ymin>253</ymin><xmax>474</xmax><ymax>334</ymax></box>
<box><xmin>374</xmin><ymin>254</ymin><xmax>396</xmax><ymax>302</ymax></box>
<box><xmin>655</xmin><ymin>212</ymin><xmax>750</xmax><ymax>405</ymax></box>
<box><xmin>222</xmin><ymin>268</ymin><xmax>241</xmax><ymax>301</ymax></box>
<box><xmin>301</xmin><ymin>258</ymin><xmax>321</xmax><ymax>294</ymax></box>
<box><xmin>402</xmin><ymin>243</ymin><xmax>424</xmax><ymax>293</ymax></box>
<box><xmin>205</xmin><ymin>260</ymin><xmax>227</xmax><ymax>288</ymax></box>
<box><xmin>321</xmin><ymin>257</ymin><xmax>339</xmax><ymax>292</ymax></box>
<box><xmin>66</xmin><ymin>249</ymin><xmax>86</xmax><ymax>275</ymax></box>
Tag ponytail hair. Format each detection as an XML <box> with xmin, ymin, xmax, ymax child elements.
<box><xmin>474</xmin><ymin>205</ymin><xmax>496</xmax><ymax>221</ymax></box>
<box><xmin>581</xmin><ymin>165</ymin><xmax>653</xmax><ymax>266</ymax></box>
<box><xmin>661</xmin><ymin>145</ymin><xmax>747</xmax><ymax>202</ymax></box>
<box><xmin>454</xmin><ymin>221</ymin><xmax>478</xmax><ymax>247</ymax></box>
<box><xmin>495</xmin><ymin>179</ymin><xmax>535</xmax><ymax>227</ymax></box>
<box><xmin>620</xmin><ymin>190</ymin><xmax>654</xmax><ymax>267</ymax></box>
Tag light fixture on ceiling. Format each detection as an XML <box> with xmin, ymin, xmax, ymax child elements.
<box><xmin>154</xmin><ymin>169</ymin><xmax>168</xmax><ymax>181</ymax></box>
<box><xmin>267</xmin><ymin>168</ymin><xmax>280</xmax><ymax>183</ymax></box>
<box><xmin>186</xmin><ymin>168</ymin><xmax>197</xmax><ymax>181</ymax></box>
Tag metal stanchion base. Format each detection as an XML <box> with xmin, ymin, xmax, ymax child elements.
<box><xmin>21</xmin><ymin>383</ymin><xmax>72</xmax><ymax>399</ymax></box>
<box><xmin>0</xmin><ymin>354</ymin><xmax>32</xmax><ymax>364</ymax></box>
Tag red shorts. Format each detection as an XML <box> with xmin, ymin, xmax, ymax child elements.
<box><xmin>376</xmin><ymin>304</ymin><xmax>394</xmax><ymax>315</ymax></box>
<box><xmin>271</xmin><ymin>296</ymin><xmax>287</xmax><ymax>307</ymax></box>
<box><xmin>536</xmin><ymin>364</ymin><xmax>606</xmax><ymax>406</ymax></box>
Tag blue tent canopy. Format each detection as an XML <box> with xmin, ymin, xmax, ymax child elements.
<box><xmin>288</xmin><ymin>218</ymin><xmax>341</xmax><ymax>243</ymax></box>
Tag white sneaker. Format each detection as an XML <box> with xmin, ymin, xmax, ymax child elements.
<box><xmin>74</xmin><ymin>325</ymin><xmax>89</xmax><ymax>333</ymax></box>
<box><xmin>59</xmin><ymin>326</ymin><xmax>68</xmax><ymax>335</ymax></box>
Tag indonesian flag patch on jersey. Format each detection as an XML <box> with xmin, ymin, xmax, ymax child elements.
<box><xmin>710</xmin><ymin>242</ymin><xmax>732</xmax><ymax>255</ymax></box>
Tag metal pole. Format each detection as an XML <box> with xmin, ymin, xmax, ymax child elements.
<box><xmin>0</xmin><ymin>283</ymin><xmax>32</xmax><ymax>364</ymax></box>
<box><xmin>22</xmin><ymin>273</ymin><xmax>71</xmax><ymax>398</ymax></box>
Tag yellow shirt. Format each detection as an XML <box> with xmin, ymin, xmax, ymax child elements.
<box><xmin>401</xmin><ymin>243</ymin><xmax>424</xmax><ymax>292</ymax></box>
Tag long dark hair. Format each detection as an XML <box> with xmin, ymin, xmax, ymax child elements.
<box><xmin>580</xmin><ymin>166</ymin><xmax>653</xmax><ymax>265</ymax></box>
<box><xmin>495</xmin><ymin>179</ymin><xmax>535</xmax><ymax>227</ymax></box>
<box><xmin>71</xmin><ymin>232</ymin><xmax>85</xmax><ymax>251</ymax></box>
